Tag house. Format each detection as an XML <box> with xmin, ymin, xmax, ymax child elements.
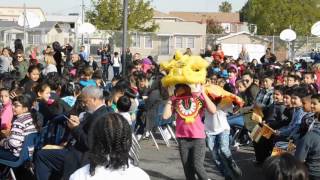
<box><xmin>169</xmin><ymin>11</ymin><xmax>246</xmax><ymax>34</ymax></box>
<box><xmin>88</xmin><ymin>10</ymin><xmax>207</xmax><ymax>61</ymax></box>
<box><xmin>0</xmin><ymin>20</ymin><xmax>74</xmax><ymax>51</ymax></box>
<box><xmin>0</xmin><ymin>6</ymin><xmax>46</xmax><ymax>22</ymax></box>
<box><xmin>215</xmin><ymin>31</ymin><xmax>271</xmax><ymax>61</ymax></box>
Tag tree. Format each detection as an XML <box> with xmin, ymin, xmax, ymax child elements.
<box><xmin>206</xmin><ymin>19</ymin><xmax>224</xmax><ymax>34</ymax></box>
<box><xmin>219</xmin><ymin>1</ymin><xmax>232</xmax><ymax>13</ymax></box>
<box><xmin>240</xmin><ymin>0</ymin><xmax>320</xmax><ymax>36</ymax></box>
<box><xmin>86</xmin><ymin>0</ymin><xmax>158</xmax><ymax>32</ymax></box>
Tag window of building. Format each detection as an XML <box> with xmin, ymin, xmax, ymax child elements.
<box><xmin>160</xmin><ymin>37</ymin><xmax>170</xmax><ymax>55</ymax></box>
<box><xmin>175</xmin><ymin>36</ymin><xmax>183</xmax><ymax>48</ymax></box>
<box><xmin>28</xmin><ymin>34</ymin><xmax>41</xmax><ymax>44</ymax></box>
<box><xmin>186</xmin><ymin>37</ymin><xmax>195</xmax><ymax>48</ymax></box>
<box><xmin>132</xmin><ymin>34</ymin><xmax>141</xmax><ymax>48</ymax></box>
<box><xmin>144</xmin><ymin>35</ymin><xmax>153</xmax><ymax>48</ymax></box>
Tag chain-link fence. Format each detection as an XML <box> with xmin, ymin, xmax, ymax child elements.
<box><xmin>1</xmin><ymin>26</ymin><xmax>320</xmax><ymax>62</ymax></box>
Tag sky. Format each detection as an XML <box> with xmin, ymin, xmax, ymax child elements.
<box><xmin>0</xmin><ymin>0</ymin><xmax>248</xmax><ymax>15</ymax></box>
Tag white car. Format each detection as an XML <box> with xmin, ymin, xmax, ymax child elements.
<box><xmin>295</xmin><ymin>53</ymin><xmax>314</xmax><ymax>63</ymax></box>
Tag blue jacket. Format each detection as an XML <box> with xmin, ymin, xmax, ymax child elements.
<box><xmin>279</xmin><ymin>107</ymin><xmax>306</xmax><ymax>139</ymax></box>
<box><xmin>311</xmin><ymin>52</ymin><xmax>320</xmax><ymax>63</ymax></box>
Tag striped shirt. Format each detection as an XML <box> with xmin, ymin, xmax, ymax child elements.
<box><xmin>255</xmin><ymin>88</ymin><xmax>274</xmax><ymax>108</ymax></box>
<box><xmin>3</xmin><ymin>112</ymin><xmax>37</xmax><ymax>157</ymax></box>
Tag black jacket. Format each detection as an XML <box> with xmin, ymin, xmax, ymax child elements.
<box><xmin>85</xmin><ymin>61</ymin><xmax>98</xmax><ymax>71</ymax></box>
<box><xmin>265</xmin><ymin>102</ymin><xmax>286</xmax><ymax>129</ymax></box>
<box><xmin>63</xmin><ymin>105</ymin><xmax>112</xmax><ymax>178</ymax></box>
<box><xmin>260</xmin><ymin>53</ymin><xmax>276</xmax><ymax>64</ymax></box>
<box><xmin>97</xmin><ymin>50</ymin><xmax>111</xmax><ymax>64</ymax></box>
<box><xmin>243</xmin><ymin>83</ymin><xmax>259</xmax><ymax>106</ymax></box>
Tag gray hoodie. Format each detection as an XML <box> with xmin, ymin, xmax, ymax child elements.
<box><xmin>295</xmin><ymin>120</ymin><xmax>320</xmax><ymax>178</ymax></box>
<box><xmin>0</xmin><ymin>55</ymin><xmax>13</xmax><ymax>74</ymax></box>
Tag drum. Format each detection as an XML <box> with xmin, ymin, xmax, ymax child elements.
<box><xmin>271</xmin><ymin>140</ymin><xmax>296</xmax><ymax>156</ymax></box>
<box><xmin>250</xmin><ymin>124</ymin><xmax>275</xmax><ymax>142</ymax></box>
<box><xmin>272</xmin><ymin>141</ymin><xmax>288</xmax><ymax>156</ymax></box>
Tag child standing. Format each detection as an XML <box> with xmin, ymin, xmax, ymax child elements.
<box><xmin>205</xmin><ymin>97</ymin><xmax>242</xmax><ymax>180</ymax></box>
<box><xmin>163</xmin><ymin>84</ymin><xmax>216</xmax><ymax>180</ymax></box>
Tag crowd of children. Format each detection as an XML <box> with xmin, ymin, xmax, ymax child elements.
<box><xmin>0</xmin><ymin>39</ymin><xmax>319</xmax><ymax>180</ymax></box>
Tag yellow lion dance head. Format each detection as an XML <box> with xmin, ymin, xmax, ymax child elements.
<box><xmin>160</xmin><ymin>51</ymin><xmax>209</xmax><ymax>88</ymax></box>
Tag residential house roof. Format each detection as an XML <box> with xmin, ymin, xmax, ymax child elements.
<box><xmin>153</xmin><ymin>10</ymin><xmax>184</xmax><ymax>21</ymax></box>
<box><xmin>168</xmin><ymin>12</ymin><xmax>240</xmax><ymax>23</ymax></box>
<box><xmin>46</xmin><ymin>15</ymin><xmax>79</xmax><ymax>23</ymax></box>
<box><xmin>157</xmin><ymin>21</ymin><xmax>206</xmax><ymax>36</ymax></box>
<box><xmin>0</xmin><ymin>20</ymin><xmax>58</xmax><ymax>32</ymax></box>
<box><xmin>217</xmin><ymin>31</ymin><xmax>270</xmax><ymax>42</ymax></box>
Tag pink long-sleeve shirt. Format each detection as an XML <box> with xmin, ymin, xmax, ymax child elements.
<box><xmin>0</xmin><ymin>101</ymin><xmax>13</xmax><ymax>130</ymax></box>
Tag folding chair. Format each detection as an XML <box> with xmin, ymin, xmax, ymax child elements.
<box><xmin>146</xmin><ymin>102</ymin><xmax>178</xmax><ymax>150</ymax></box>
<box><xmin>0</xmin><ymin>133</ymin><xmax>39</xmax><ymax>180</ymax></box>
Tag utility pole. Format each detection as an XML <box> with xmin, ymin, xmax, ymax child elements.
<box><xmin>23</xmin><ymin>3</ymin><xmax>26</xmax><ymax>52</ymax></box>
<box><xmin>81</xmin><ymin>0</ymin><xmax>85</xmax><ymax>45</ymax></box>
<box><xmin>122</xmin><ymin>0</ymin><xmax>128</xmax><ymax>76</ymax></box>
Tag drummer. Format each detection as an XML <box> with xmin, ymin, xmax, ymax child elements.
<box><xmin>274</xmin><ymin>87</ymin><xmax>307</xmax><ymax>141</ymax></box>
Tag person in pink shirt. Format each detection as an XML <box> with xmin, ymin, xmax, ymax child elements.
<box><xmin>0</xmin><ymin>88</ymin><xmax>13</xmax><ymax>136</ymax></box>
<box><xmin>163</xmin><ymin>84</ymin><xmax>216</xmax><ymax>180</ymax></box>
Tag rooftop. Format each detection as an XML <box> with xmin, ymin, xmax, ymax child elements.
<box><xmin>169</xmin><ymin>11</ymin><xmax>240</xmax><ymax>23</ymax></box>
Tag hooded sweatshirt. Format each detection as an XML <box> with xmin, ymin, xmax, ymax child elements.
<box><xmin>295</xmin><ymin>120</ymin><xmax>320</xmax><ymax>178</ymax></box>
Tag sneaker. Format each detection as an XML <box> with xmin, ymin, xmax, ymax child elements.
<box><xmin>137</xmin><ymin>134</ymin><xmax>142</xmax><ymax>141</ymax></box>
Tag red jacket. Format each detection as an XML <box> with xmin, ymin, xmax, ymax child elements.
<box><xmin>212</xmin><ymin>51</ymin><xmax>224</xmax><ymax>63</ymax></box>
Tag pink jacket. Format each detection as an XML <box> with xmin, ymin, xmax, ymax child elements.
<box><xmin>0</xmin><ymin>101</ymin><xmax>13</xmax><ymax>130</ymax></box>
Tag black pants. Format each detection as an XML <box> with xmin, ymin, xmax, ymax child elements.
<box><xmin>113</xmin><ymin>66</ymin><xmax>120</xmax><ymax>77</ymax></box>
<box><xmin>0</xmin><ymin>148</ymin><xmax>18</xmax><ymax>161</ymax></box>
<box><xmin>102</xmin><ymin>64</ymin><xmax>109</xmax><ymax>80</ymax></box>
<box><xmin>178</xmin><ymin>138</ymin><xmax>208</xmax><ymax>180</ymax></box>
<box><xmin>253</xmin><ymin>135</ymin><xmax>288</xmax><ymax>163</ymax></box>
<box><xmin>34</xmin><ymin>149</ymin><xmax>80</xmax><ymax>180</ymax></box>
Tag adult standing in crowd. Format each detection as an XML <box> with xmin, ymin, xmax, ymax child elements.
<box><xmin>97</xmin><ymin>45</ymin><xmax>112</xmax><ymax>81</ymax></box>
<box><xmin>238</xmin><ymin>46</ymin><xmax>250</xmax><ymax>63</ymax></box>
<box><xmin>13</xmin><ymin>50</ymin><xmax>29</xmax><ymax>80</ymax></box>
<box><xmin>79</xmin><ymin>45</ymin><xmax>88</xmax><ymax>63</ymax></box>
<box><xmin>260</xmin><ymin>48</ymin><xmax>276</xmax><ymax>65</ymax></box>
<box><xmin>212</xmin><ymin>44</ymin><xmax>224</xmax><ymax>64</ymax></box>
<box><xmin>14</xmin><ymin>39</ymin><xmax>23</xmax><ymax>54</ymax></box>
<box><xmin>52</xmin><ymin>41</ymin><xmax>63</xmax><ymax>75</ymax></box>
<box><xmin>63</xmin><ymin>43</ymin><xmax>73</xmax><ymax>67</ymax></box>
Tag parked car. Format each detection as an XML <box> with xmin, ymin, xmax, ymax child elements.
<box><xmin>295</xmin><ymin>52</ymin><xmax>314</xmax><ymax>63</ymax></box>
